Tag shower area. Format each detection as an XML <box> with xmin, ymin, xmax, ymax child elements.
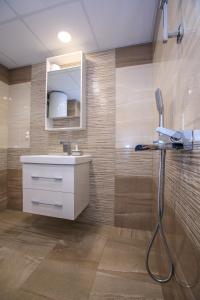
<box><xmin>115</xmin><ymin>1</ymin><xmax>200</xmax><ymax>299</ymax></box>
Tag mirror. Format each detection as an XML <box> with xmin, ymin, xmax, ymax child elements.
<box><xmin>45</xmin><ymin>51</ymin><xmax>86</xmax><ymax>131</ymax></box>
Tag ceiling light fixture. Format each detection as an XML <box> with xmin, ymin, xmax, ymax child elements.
<box><xmin>57</xmin><ymin>31</ymin><xmax>72</xmax><ymax>43</ymax></box>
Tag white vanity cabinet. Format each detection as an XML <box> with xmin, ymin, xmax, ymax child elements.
<box><xmin>20</xmin><ymin>155</ymin><xmax>91</xmax><ymax>220</ymax></box>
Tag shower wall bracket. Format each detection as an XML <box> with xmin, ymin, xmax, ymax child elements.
<box><xmin>160</xmin><ymin>0</ymin><xmax>184</xmax><ymax>44</ymax></box>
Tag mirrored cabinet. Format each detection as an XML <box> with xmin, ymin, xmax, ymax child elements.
<box><xmin>45</xmin><ymin>51</ymin><xmax>86</xmax><ymax>131</ymax></box>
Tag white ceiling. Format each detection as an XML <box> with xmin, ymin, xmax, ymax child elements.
<box><xmin>0</xmin><ymin>0</ymin><xmax>158</xmax><ymax>69</ymax></box>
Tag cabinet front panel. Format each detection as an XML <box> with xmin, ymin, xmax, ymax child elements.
<box><xmin>23</xmin><ymin>164</ymin><xmax>74</xmax><ymax>193</ymax></box>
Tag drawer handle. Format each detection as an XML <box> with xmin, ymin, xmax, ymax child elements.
<box><xmin>31</xmin><ymin>175</ymin><xmax>63</xmax><ymax>181</ymax></box>
<box><xmin>32</xmin><ymin>199</ymin><xmax>63</xmax><ymax>207</ymax></box>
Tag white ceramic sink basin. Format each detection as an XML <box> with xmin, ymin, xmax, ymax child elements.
<box><xmin>20</xmin><ymin>155</ymin><xmax>92</xmax><ymax>165</ymax></box>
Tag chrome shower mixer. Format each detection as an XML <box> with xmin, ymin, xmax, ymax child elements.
<box><xmin>155</xmin><ymin>127</ymin><xmax>200</xmax><ymax>151</ymax></box>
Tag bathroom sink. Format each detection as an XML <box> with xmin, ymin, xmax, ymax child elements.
<box><xmin>20</xmin><ymin>155</ymin><xmax>92</xmax><ymax>165</ymax></box>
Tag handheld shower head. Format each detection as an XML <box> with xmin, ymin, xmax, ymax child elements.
<box><xmin>155</xmin><ymin>88</ymin><xmax>164</xmax><ymax>127</ymax></box>
<box><xmin>155</xmin><ymin>88</ymin><xmax>164</xmax><ymax>114</ymax></box>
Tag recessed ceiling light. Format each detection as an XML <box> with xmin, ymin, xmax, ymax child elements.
<box><xmin>57</xmin><ymin>31</ymin><xmax>71</xmax><ymax>43</ymax></box>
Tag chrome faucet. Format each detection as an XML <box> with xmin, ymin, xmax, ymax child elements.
<box><xmin>60</xmin><ymin>141</ymin><xmax>71</xmax><ymax>155</ymax></box>
<box><xmin>155</xmin><ymin>126</ymin><xmax>194</xmax><ymax>150</ymax></box>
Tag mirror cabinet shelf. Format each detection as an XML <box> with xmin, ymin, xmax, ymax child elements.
<box><xmin>45</xmin><ymin>51</ymin><xmax>86</xmax><ymax>131</ymax></box>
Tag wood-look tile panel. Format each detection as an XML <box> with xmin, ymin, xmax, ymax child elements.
<box><xmin>0</xmin><ymin>169</ymin><xmax>7</xmax><ymax>211</ymax></box>
<box><xmin>115</xmin><ymin>175</ymin><xmax>153</xmax><ymax>230</ymax></box>
<box><xmin>0</xmin><ymin>64</ymin><xmax>9</xmax><ymax>84</ymax></box>
<box><xmin>0</xmin><ymin>150</ymin><xmax>7</xmax><ymax>210</ymax></box>
<box><xmin>0</xmin><ymin>65</ymin><xmax>32</xmax><ymax>85</ymax></box>
<box><xmin>115</xmin><ymin>149</ymin><xmax>154</xmax><ymax>230</ymax></box>
<box><xmin>0</xmin><ymin>149</ymin><xmax>7</xmax><ymax>170</ymax></box>
<box><xmin>7</xmin><ymin>169</ymin><xmax>22</xmax><ymax>210</ymax></box>
<box><xmin>116</xmin><ymin>43</ymin><xmax>153</xmax><ymax>68</ymax></box>
<box><xmin>7</xmin><ymin>149</ymin><xmax>30</xmax><ymax>210</ymax></box>
<box><xmin>9</xmin><ymin>66</ymin><xmax>32</xmax><ymax>85</ymax></box>
<box><xmin>115</xmin><ymin>149</ymin><xmax>153</xmax><ymax>177</ymax></box>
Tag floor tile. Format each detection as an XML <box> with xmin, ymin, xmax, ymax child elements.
<box><xmin>89</xmin><ymin>295</ymin><xmax>163</xmax><ymax>300</ymax></box>
<box><xmin>0</xmin><ymin>210</ymin><xmax>39</xmax><ymax>247</ymax></box>
<box><xmin>0</xmin><ymin>246</ymin><xmax>40</xmax><ymax>295</ymax></box>
<box><xmin>89</xmin><ymin>270</ymin><xmax>163</xmax><ymax>300</ymax></box>
<box><xmin>7</xmin><ymin>230</ymin><xmax>57</xmax><ymax>260</ymax></box>
<box><xmin>22</xmin><ymin>259</ymin><xmax>97</xmax><ymax>300</ymax></box>
<box><xmin>98</xmin><ymin>239</ymin><xmax>158</xmax><ymax>274</ymax></box>
<box><xmin>24</xmin><ymin>216</ymin><xmax>87</xmax><ymax>241</ymax></box>
<box><xmin>0</xmin><ymin>210</ymin><xmax>164</xmax><ymax>300</ymax></box>
<box><xmin>0</xmin><ymin>289</ymin><xmax>53</xmax><ymax>300</ymax></box>
<box><xmin>48</xmin><ymin>229</ymin><xmax>107</xmax><ymax>263</ymax></box>
<box><xmin>0</xmin><ymin>210</ymin><xmax>38</xmax><ymax>227</ymax></box>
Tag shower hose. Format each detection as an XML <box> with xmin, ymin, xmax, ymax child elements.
<box><xmin>145</xmin><ymin>149</ymin><xmax>199</xmax><ymax>287</ymax></box>
<box><xmin>145</xmin><ymin>149</ymin><xmax>174</xmax><ymax>283</ymax></box>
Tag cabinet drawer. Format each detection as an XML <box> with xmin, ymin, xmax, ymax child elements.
<box><xmin>23</xmin><ymin>164</ymin><xmax>74</xmax><ymax>193</ymax></box>
<box><xmin>23</xmin><ymin>188</ymin><xmax>75</xmax><ymax>220</ymax></box>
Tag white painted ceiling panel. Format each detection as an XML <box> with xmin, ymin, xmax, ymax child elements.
<box><xmin>0</xmin><ymin>1</ymin><xmax>16</xmax><ymax>23</ymax></box>
<box><xmin>24</xmin><ymin>1</ymin><xmax>97</xmax><ymax>52</ymax></box>
<box><xmin>0</xmin><ymin>51</ymin><xmax>17</xmax><ymax>68</ymax></box>
<box><xmin>6</xmin><ymin>0</ymin><xmax>74</xmax><ymax>15</ymax></box>
<box><xmin>0</xmin><ymin>0</ymin><xmax>158</xmax><ymax>68</ymax></box>
<box><xmin>0</xmin><ymin>19</ymin><xmax>47</xmax><ymax>66</ymax></box>
<box><xmin>83</xmin><ymin>0</ymin><xmax>157</xmax><ymax>49</ymax></box>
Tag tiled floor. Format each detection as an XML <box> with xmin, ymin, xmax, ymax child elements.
<box><xmin>0</xmin><ymin>210</ymin><xmax>163</xmax><ymax>300</ymax></box>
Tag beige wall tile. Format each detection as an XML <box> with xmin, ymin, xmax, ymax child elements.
<box><xmin>116</xmin><ymin>64</ymin><xmax>155</xmax><ymax>148</ymax></box>
<box><xmin>0</xmin><ymin>81</ymin><xmax>9</xmax><ymax>148</ymax></box>
<box><xmin>8</xmin><ymin>82</ymin><xmax>31</xmax><ymax>148</ymax></box>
